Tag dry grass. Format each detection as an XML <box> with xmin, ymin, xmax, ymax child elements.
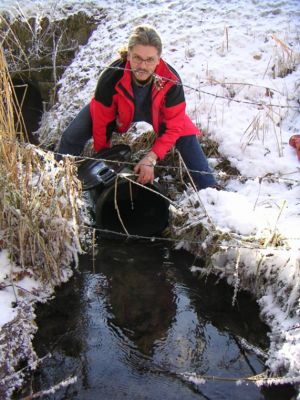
<box><xmin>0</xmin><ymin>41</ymin><xmax>87</xmax><ymax>400</ymax></box>
<box><xmin>0</xmin><ymin>45</ymin><xmax>85</xmax><ymax>285</ymax></box>
<box><xmin>240</xmin><ymin>107</ymin><xmax>284</xmax><ymax>157</ymax></box>
<box><xmin>112</xmin><ymin>126</ymin><xmax>156</xmax><ymax>159</ymax></box>
<box><xmin>264</xmin><ymin>35</ymin><xmax>299</xmax><ymax>79</ymax></box>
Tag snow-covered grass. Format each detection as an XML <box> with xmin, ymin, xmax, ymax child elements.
<box><xmin>0</xmin><ymin>0</ymin><xmax>300</xmax><ymax>397</ymax></box>
<box><xmin>0</xmin><ymin>43</ymin><xmax>88</xmax><ymax>398</ymax></box>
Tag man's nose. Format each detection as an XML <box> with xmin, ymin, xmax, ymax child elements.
<box><xmin>139</xmin><ymin>59</ymin><xmax>148</xmax><ymax>66</ymax></box>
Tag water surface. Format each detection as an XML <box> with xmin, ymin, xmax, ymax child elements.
<box><xmin>21</xmin><ymin>240</ymin><xmax>295</xmax><ymax>399</ymax></box>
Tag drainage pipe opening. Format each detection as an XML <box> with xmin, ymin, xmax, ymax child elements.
<box><xmin>95</xmin><ymin>179</ymin><xmax>169</xmax><ymax>237</ymax></box>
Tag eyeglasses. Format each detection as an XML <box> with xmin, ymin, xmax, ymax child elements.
<box><xmin>131</xmin><ymin>54</ymin><xmax>158</xmax><ymax>66</ymax></box>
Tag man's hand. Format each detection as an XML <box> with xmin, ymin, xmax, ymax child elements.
<box><xmin>134</xmin><ymin>152</ymin><xmax>157</xmax><ymax>185</ymax></box>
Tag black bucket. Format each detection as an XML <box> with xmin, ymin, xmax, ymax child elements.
<box><xmin>78</xmin><ymin>145</ymin><xmax>169</xmax><ymax>237</ymax></box>
<box><xmin>77</xmin><ymin>144</ymin><xmax>132</xmax><ymax>190</ymax></box>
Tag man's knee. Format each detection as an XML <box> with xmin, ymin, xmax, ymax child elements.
<box><xmin>57</xmin><ymin>104</ymin><xmax>93</xmax><ymax>157</ymax></box>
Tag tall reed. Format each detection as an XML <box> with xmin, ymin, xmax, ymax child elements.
<box><xmin>0</xmin><ymin>45</ymin><xmax>85</xmax><ymax>285</ymax></box>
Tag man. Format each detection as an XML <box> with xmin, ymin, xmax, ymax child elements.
<box><xmin>58</xmin><ymin>24</ymin><xmax>217</xmax><ymax>190</ymax></box>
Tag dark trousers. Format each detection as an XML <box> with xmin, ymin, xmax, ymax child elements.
<box><xmin>58</xmin><ymin>105</ymin><xmax>216</xmax><ymax>189</ymax></box>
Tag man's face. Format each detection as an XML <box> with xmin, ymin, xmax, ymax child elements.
<box><xmin>128</xmin><ymin>44</ymin><xmax>160</xmax><ymax>82</ymax></box>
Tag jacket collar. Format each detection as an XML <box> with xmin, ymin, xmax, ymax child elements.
<box><xmin>152</xmin><ymin>58</ymin><xmax>179</xmax><ymax>90</ymax></box>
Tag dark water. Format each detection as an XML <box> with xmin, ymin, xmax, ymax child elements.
<box><xmin>19</xmin><ymin>240</ymin><xmax>295</xmax><ymax>400</ymax></box>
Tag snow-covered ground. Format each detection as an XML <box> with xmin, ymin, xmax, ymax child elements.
<box><xmin>0</xmin><ymin>0</ymin><xmax>300</xmax><ymax>397</ymax></box>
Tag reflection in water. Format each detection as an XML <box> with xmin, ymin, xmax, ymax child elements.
<box><xmin>17</xmin><ymin>240</ymin><xmax>296</xmax><ymax>400</ymax></box>
<box><xmin>97</xmin><ymin>242</ymin><xmax>176</xmax><ymax>356</ymax></box>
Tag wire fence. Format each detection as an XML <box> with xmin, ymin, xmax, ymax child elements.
<box><xmin>58</xmin><ymin>150</ymin><xmax>300</xmax><ymax>185</ymax></box>
<box><xmin>82</xmin><ymin>223</ymin><xmax>300</xmax><ymax>246</ymax></box>
<box><xmin>3</xmin><ymin>62</ymin><xmax>300</xmax><ymax>248</ymax></box>
<box><xmin>4</xmin><ymin>68</ymin><xmax>300</xmax><ymax>250</ymax></box>
<box><xmin>2</xmin><ymin>135</ymin><xmax>299</xmax><ymax>185</ymax></box>
<box><xmin>1</xmin><ymin>136</ymin><xmax>300</xmax><ymax>246</ymax></box>
<box><xmin>8</xmin><ymin>63</ymin><xmax>300</xmax><ymax>110</ymax></box>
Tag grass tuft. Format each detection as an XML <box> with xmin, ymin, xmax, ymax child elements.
<box><xmin>0</xmin><ymin>45</ymin><xmax>86</xmax><ymax>285</ymax></box>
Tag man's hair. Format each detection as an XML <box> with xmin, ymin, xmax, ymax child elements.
<box><xmin>118</xmin><ymin>25</ymin><xmax>162</xmax><ymax>60</ymax></box>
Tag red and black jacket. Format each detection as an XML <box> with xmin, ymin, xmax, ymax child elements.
<box><xmin>90</xmin><ymin>58</ymin><xmax>200</xmax><ymax>160</ymax></box>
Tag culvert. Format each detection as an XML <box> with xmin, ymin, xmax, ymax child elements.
<box><xmin>95</xmin><ymin>178</ymin><xmax>169</xmax><ymax>237</ymax></box>
<box><xmin>12</xmin><ymin>78</ymin><xmax>43</xmax><ymax>144</ymax></box>
<box><xmin>77</xmin><ymin>144</ymin><xmax>170</xmax><ymax>237</ymax></box>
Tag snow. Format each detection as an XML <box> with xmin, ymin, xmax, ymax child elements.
<box><xmin>0</xmin><ymin>0</ymin><xmax>300</xmax><ymax>396</ymax></box>
<box><xmin>0</xmin><ymin>250</ymin><xmax>41</xmax><ymax>327</ymax></box>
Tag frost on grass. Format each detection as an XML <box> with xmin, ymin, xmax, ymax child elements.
<box><xmin>0</xmin><ymin>146</ymin><xmax>88</xmax><ymax>399</ymax></box>
<box><xmin>171</xmin><ymin>186</ymin><xmax>300</xmax><ymax>381</ymax></box>
<box><xmin>0</xmin><ymin>44</ymin><xmax>88</xmax><ymax>398</ymax></box>
<box><xmin>0</xmin><ymin>302</ymin><xmax>38</xmax><ymax>399</ymax></box>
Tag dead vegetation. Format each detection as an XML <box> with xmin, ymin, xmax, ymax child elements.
<box><xmin>0</xmin><ymin>45</ymin><xmax>86</xmax><ymax>284</ymax></box>
<box><xmin>267</xmin><ymin>34</ymin><xmax>299</xmax><ymax>79</ymax></box>
<box><xmin>0</xmin><ymin>44</ymin><xmax>87</xmax><ymax>398</ymax></box>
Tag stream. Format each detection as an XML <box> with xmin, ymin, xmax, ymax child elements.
<box><xmin>19</xmin><ymin>240</ymin><xmax>295</xmax><ymax>399</ymax></box>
